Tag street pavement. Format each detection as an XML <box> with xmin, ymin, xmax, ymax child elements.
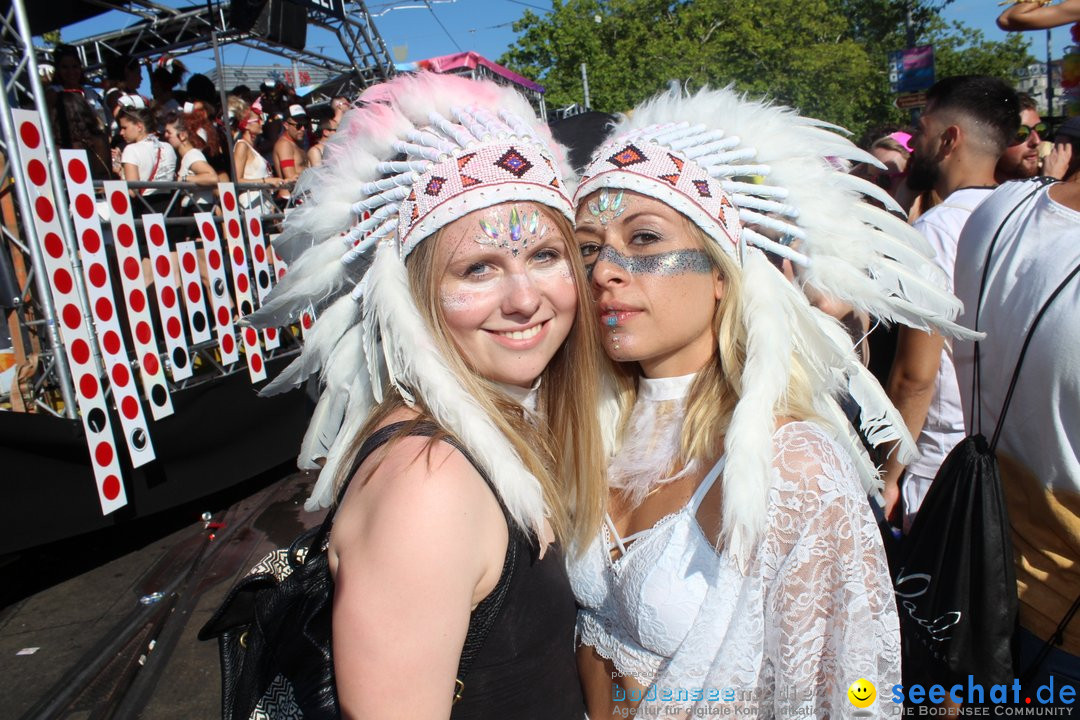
<box><xmin>0</xmin><ymin>465</ymin><xmax>326</xmax><ymax>719</ymax></box>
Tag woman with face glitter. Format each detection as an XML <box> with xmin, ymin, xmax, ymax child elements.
<box><xmin>566</xmin><ymin>88</ymin><xmax>982</xmax><ymax>718</ymax></box>
<box><xmin>248</xmin><ymin>74</ymin><xmax>605</xmax><ymax>718</ymax></box>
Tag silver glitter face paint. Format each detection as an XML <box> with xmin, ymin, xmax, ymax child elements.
<box><xmin>589</xmin><ymin>245</ymin><xmax>713</xmax><ymax>277</ymax></box>
<box><xmin>439</xmin><ymin>291</ymin><xmax>471</xmax><ymax>311</ymax></box>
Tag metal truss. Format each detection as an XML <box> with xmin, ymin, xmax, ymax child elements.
<box><xmin>66</xmin><ymin>1</ymin><xmax>394</xmax><ymax>85</ymax></box>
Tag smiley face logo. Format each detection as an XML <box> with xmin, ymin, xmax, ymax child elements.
<box><xmin>847</xmin><ymin>678</ymin><xmax>876</xmax><ymax>708</ymax></box>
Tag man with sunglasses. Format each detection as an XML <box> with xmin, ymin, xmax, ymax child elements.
<box><xmin>273</xmin><ymin>103</ymin><xmax>310</xmax><ymax>202</ymax></box>
<box><xmin>996</xmin><ymin>93</ymin><xmax>1047</xmax><ymax>183</ymax></box>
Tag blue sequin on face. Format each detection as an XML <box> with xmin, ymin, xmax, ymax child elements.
<box><xmin>589</xmin><ymin>245</ymin><xmax>713</xmax><ymax>277</ymax></box>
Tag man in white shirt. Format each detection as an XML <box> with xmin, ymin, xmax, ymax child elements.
<box><xmin>882</xmin><ymin>75</ymin><xmax>1020</xmax><ymax>531</ymax></box>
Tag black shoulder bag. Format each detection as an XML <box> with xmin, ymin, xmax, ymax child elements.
<box><xmin>198</xmin><ymin>421</ymin><xmax>517</xmax><ymax>719</ymax></box>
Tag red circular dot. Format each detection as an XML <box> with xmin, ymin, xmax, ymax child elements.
<box><xmin>244</xmin><ymin>327</ymin><xmax>257</xmax><ymax>345</ymax></box>
<box><xmin>129</xmin><ymin>288</ymin><xmax>146</xmax><ymax>312</ymax></box>
<box><xmin>228</xmin><ymin>219</ymin><xmax>240</xmax><ymax>238</ymax></box>
<box><xmin>121</xmin><ymin>396</ymin><xmax>139</xmax><ymax>420</ymax></box>
<box><xmin>232</xmin><ymin>246</ymin><xmax>244</xmax><ymax>265</ymax></box>
<box><xmin>160</xmin><ymin>285</ymin><xmax>176</xmax><ymax>308</ymax></box>
<box><xmin>223</xmin><ymin>192</ymin><xmax>235</xmax><ymax>211</ymax></box>
<box><xmin>142</xmin><ymin>352</ymin><xmax>159</xmax><ymax>375</ymax></box>
<box><xmin>102</xmin><ymin>330</ymin><xmax>121</xmax><ymax>355</ymax></box>
<box><xmin>216</xmin><ymin>306</ymin><xmax>229</xmax><ymax>326</ymax></box>
<box><xmin>253</xmin><ymin>244</ymin><xmax>266</xmax><ymax>263</ymax></box>
<box><xmin>1026</xmin><ymin>698</ymin><xmax>1032</xmax><ymax>705</ymax></box>
<box><xmin>79</xmin><ymin>373</ymin><xmax>98</xmax><ymax>398</ymax></box>
<box><xmin>182</xmin><ymin>252</ymin><xmax>197</xmax><ymax>273</ymax></box>
<box><xmin>70</xmin><ymin>338</ymin><xmax>90</xmax><ymax>364</ymax></box>
<box><xmin>187</xmin><ymin>282</ymin><xmax>201</xmax><ymax>303</ymax></box>
<box><xmin>19</xmin><ymin>121</ymin><xmax>40</xmax><ymax>149</ymax></box>
<box><xmin>207</xmin><ymin>249</ymin><xmax>221</xmax><ymax>270</ymax></box>
<box><xmin>82</xmin><ymin>229</ymin><xmax>101</xmax><ymax>253</ymax></box>
<box><xmin>116</xmin><ymin>224</ymin><xmax>134</xmax><ymax>247</ymax></box>
<box><xmin>75</xmin><ymin>194</ymin><xmax>94</xmax><ymax>219</ymax></box>
<box><xmin>277</xmin><ymin>268</ymin><xmax>286</xmax><ymax>280</ymax></box>
<box><xmin>221</xmin><ymin>333</ymin><xmax>235</xmax><ymax>354</ymax></box>
<box><xmin>266</xmin><ymin>328</ymin><xmax>277</xmax><ymax>341</ymax></box>
<box><xmin>301</xmin><ymin>313</ymin><xmax>313</xmax><ymax>329</ymax></box>
<box><xmin>236</xmin><ymin>273</ymin><xmax>249</xmax><ymax>293</ymax></box>
<box><xmin>251</xmin><ymin>354</ymin><xmax>263</xmax><ymax>373</ymax></box>
<box><xmin>35</xmin><ymin>196</ymin><xmax>54</xmax><ymax>222</ymax></box>
<box><xmin>67</xmin><ymin>158</ymin><xmax>88</xmax><ymax>184</ymax></box>
<box><xmin>95</xmin><ymin>297</ymin><xmax>113</xmax><ymax>321</ymax></box>
<box><xmin>27</xmin><ymin>159</ymin><xmax>46</xmax><ymax>186</ymax></box>
<box><xmin>123</xmin><ymin>256</ymin><xmax>140</xmax><ymax>281</ymax></box>
<box><xmin>44</xmin><ymin>232</ymin><xmax>65</xmax><ymax>258</ymax></box>
<box><xmin>102</xmin><ymin>475</ymin><xmax>121</xmax><ymax>500</ymax></box>
<box><xmin>88</xmin><ymin>262</ymin><xmax>107</xmax><ymax>288</ymax></box>
<box><xmin>249</xmin><ymin>218</ymin><xmax>262</xmax><ymax>236</ymax></box>
<box><xmin>62</xmin><ymin>303</ymin><xmax>81</xmax><ymax>329</ymax></box>
<box><xmin>149</xmin><ymin>224</ymin><xmax>165</xmax><ymax>246</ymax></box>
<box><xmin>136</xmin><ymin>321</ymin><xmax>152</xmax><ymax>344</ymax></box>
<box><xmin>200</xmin><ymin>221</ymin><xmax>216</xmax><ymax>239</ymax></box>
<box><xmin>111</xmin><ymin>363</ymin><xmax>130</xmax><ymax>387</ymax></box>
<box><xmin>155</xmin><ymin>256</ymin><xmax>171</xmax><ymax>278</ymax></box>
<box><xmin>110</xmin><ymin>191</ymin><xmax>128</xmax><ymax>215</ymax></box>
<box><xmin>166</xmin><ymin>316</ymin><xmax>181</xmax><ymax>338</ymax></box>
<box><xmin>94</xmin><ymin>442</ymin><xmax>113</xmax><ymax>466</ymax></box>
<box><xmin>53</xmin><ymin>268</ymin><xmax>73</xmax><ymax>294</ymax></box>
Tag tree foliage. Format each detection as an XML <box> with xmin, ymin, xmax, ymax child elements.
<box><xmin>500</xmin><ymin>0</ymin><xmax>1035</xmax><ymax>138</ymax></box>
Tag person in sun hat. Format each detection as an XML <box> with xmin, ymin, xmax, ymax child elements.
<box><xmin>247</xmin><ymin>72</ymin><xmax>607</xmax><ymax>718</ymax></box>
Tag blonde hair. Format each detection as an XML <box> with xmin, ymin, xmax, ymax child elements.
<box><xmin>336</xmin><ymin>209</ymin><xmax>607</xmax><ymax>551</ymax></box>
<box><xmin>609</xmin><ymin>216</ymin><xmax>820</xmax><ymax>472</ymax></box>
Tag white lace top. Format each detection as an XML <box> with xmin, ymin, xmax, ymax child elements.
<box><xmin>569</xmin><ymin>409</ymin><xmax>901</xmax><ymax>716</ymax></box>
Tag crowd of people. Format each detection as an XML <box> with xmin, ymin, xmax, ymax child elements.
<box><xmin>20</xmin><ymin>10</ymin><xmax>1080</xmax><ymax>718</ymax></box>
<box><xmin>42</xmin><ymin>46</ymin><xmax>345</xmax><ymax>217</ymax></box>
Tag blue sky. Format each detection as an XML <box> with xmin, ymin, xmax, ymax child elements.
<box><xmin>60</xmin><ymin>0</ymin><xmax>1069</xmax><ymax>90</ymax></box>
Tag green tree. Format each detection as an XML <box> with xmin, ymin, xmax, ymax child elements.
<box><xmin>501</xmin><ymin>0</ymin><xmax>1034</xmax><ymax>138</ymax></box>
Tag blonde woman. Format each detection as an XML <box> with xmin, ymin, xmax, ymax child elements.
<box><xmin>253</xmin><ymin>73</ymin><xmax>606</xmax><ymax>718</ymax></box>
<box><xmin>566</xmin><ymin>87</ymin><xmax>979</xmax><ymax>717</ymax></box>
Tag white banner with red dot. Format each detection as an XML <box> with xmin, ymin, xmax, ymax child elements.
<box><xmin>12</xmin><ymin>110</ymin><xmax>127</xmax><ymax>514</ymax></box>
<box><xmin>175</xmin><ymin>240</ymin><xmax>212</xmax><ymax>345</ymax></box>
<box><xmin>103</xmin><ymin>181</ymin><xmax>174</xmax><ymax>421</ymax></box>
<box><xmin>243</xmin><ymin>210</ymin><xmax>280</xmax><ymax>350</ymax></box>
<box><xmin>194</xmin><ymin>213</ymin><xmax>240</xmax><ymax>365</ymax></box>
<box><xmin>217</xmin><ymin>183</ymin><xmax>266</xmax><ymax>383</ymax></box>
<box><xmin>142</xmin><ymin>214</ymin><xmax>193</xmax><ymax>381</ymax></box>
<box><xmin>60</xmin><ymin>150</ymin><xmax>155</xmax><ymax>468</ymax></box>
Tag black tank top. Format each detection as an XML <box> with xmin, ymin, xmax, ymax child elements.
<box><xmin>348</xmin><ymin>422</ymin><xmax>585</xmax><ymax>719</ymax></box>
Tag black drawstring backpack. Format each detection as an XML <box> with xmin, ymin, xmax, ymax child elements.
<box><xmin>893</xmin><ymin>179</ymin><xmax>1080</xmax><ymax>689</ymax></box>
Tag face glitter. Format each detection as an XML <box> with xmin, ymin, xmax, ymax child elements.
<box><xmin>587</xmin><ymin>188</ymin><xmax>628</xmax><ymax>226</ymax></box>
<box><xmin>475</xmin><ymin>205</ymin><xmax>549</xmax><ymax>257</ymax></box>
<box><xmin>593</xmin><ymin>245</ymin><xmax>713</xmax><ymax>276</ymax></box>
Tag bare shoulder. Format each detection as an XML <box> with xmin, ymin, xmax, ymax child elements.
<box><xmin>329</xmin><ymin>420</ymin><xmax>507</xmax><ymax>577</ymax></box>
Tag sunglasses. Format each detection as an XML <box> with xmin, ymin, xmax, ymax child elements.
<box><xmin>1013</xmin><ymin>122</ymin><xmax>1047</xmax><ymax>144</ymax></box>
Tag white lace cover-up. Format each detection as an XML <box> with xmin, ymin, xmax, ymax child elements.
<box><xmin>569</xmin><ymin>420</ymin><xmax>901</xmax><ymax>717</ymax></box>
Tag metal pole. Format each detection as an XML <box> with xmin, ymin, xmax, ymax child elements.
<box><xmin>0</xmin><ymin>2</ymin><xmax>77</xmax><ymax>415</ymax></box>
<box><xmin>581</xmin><ymin>62</ymin><xmax>590</xmax><ymax>111</ymax></box>
<box><xmin>1046</xmin><ymin>28</ymin><xmax>1054</xmax><ymax>118</ymax></box>
<box><xmin>212</xmin><ymin>29</ymin><xmax>239</xmax><ymax>183</ymax></box>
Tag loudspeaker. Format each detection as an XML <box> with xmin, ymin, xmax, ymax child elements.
<box><xmin>230</xmin><ymin>0</ymin><xmax>308</xmax><ymax>51</ymax></box>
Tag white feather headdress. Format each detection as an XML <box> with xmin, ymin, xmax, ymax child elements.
<box><xmin>575</xmin><ymin>86</ymin><xmax>981</xmax><ymax>568</ymax></box>
<box><xmin>251</xmin><ymin>73</ymin><xmax>575</xmax><ymax>533</ymax></box>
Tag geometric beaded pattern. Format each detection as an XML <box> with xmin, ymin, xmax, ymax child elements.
<box><xmin>576</xmin><ymin>138</ymin><xmax>742</xmax><ymax>251</ymax></box>
<box><xmin>397</xmin><ymin>141</ymin><xmax>570</xmax><ymax>256</ymax></box>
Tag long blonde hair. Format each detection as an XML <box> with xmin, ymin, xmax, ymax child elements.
<box><xmin>609</xmin><ymin>216</ymin><xmax>820</xmax><ymax>471</ymax></box>
<box><xmin>337</xmin><ymin>210</ymin><xmax>607</xmax><ymax>551</ymax></box>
